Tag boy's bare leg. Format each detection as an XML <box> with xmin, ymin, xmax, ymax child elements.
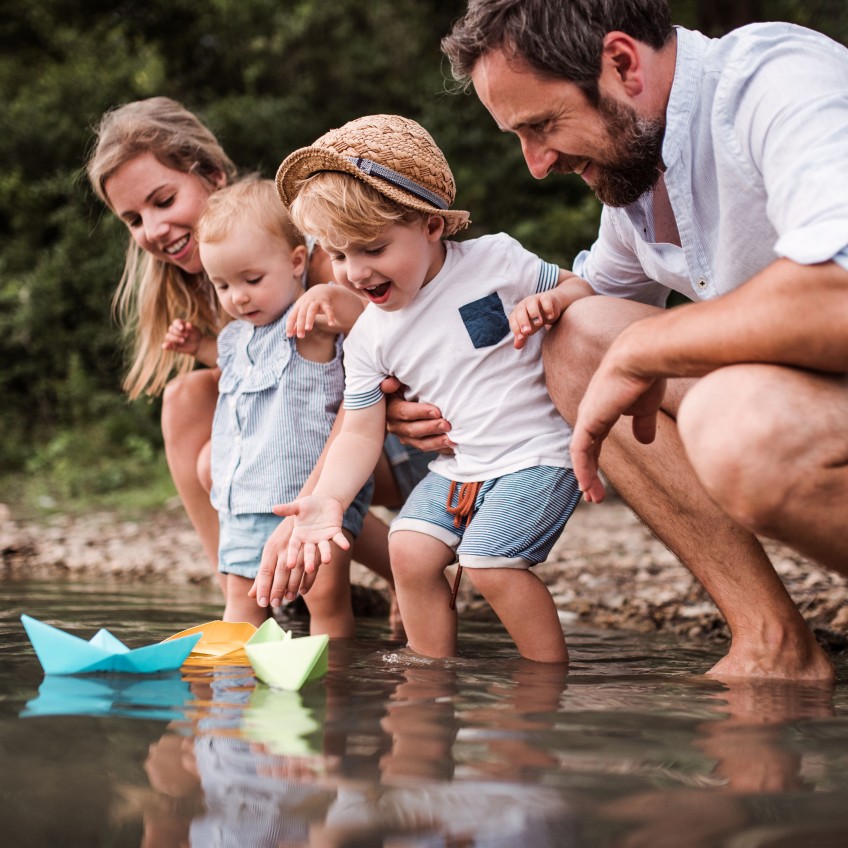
<box><xmin>161</xmin><ymin>368</ymin><xmax>224</xmax><ymax>593</ymax></box>
<box><xmin>223</xmin><ymin>574</ymin><xmax>271</xmax><ymax>627</ymax></box>
<box><xmin>390</xmin><ymin>530</ymin><xmax>458</xmax><ymax>658</ymax></box>
<box><xmin>544</xmin><ymin>297</ymin><xmax>832</xmax><ymax>681</ymax></box>
<box><xmin>467</xmin><ymin>568</ymin><xmax>568</xmax><ymax>664</ymax></box>
<box><xmin>679</xmin><ymin>364</ymin><xmax>848</xmax><ymax>572</ymax></box>
<box><xmin>302</xmin><ymin>539</ymin><xmax>356</xmax><ymax>638</ymax></box>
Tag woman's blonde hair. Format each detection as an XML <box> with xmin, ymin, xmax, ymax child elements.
<box><xmin>85</xmin><ymin>97</ymin><xmax>238</xmax><ymax>398</ymax></box>
<box><xmin>197</xmin><ymin>178</ymin><xmax>305</xmax><ymax>251</ymax></box>
<box><xmin>289</xmin><ymin>171</ymin><xmax>428</xmax><ymax>252</ymax></box>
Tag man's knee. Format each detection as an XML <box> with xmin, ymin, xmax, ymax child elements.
<box><xmin>678</xmin><ymin>366</ymin><xmax>798</xmax><ymax>534</ymax></box>
<box><xmin>543</xmin><ymin>296</ymin><xmax>661</xmax><ymax>420</ymax></box>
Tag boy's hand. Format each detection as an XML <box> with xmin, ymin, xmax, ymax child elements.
<box><xmin>287</xmin><ymin>284</ymin><xmax>339</xmax><ymax>339</ymax></box>
<box><xmin>162</xmin><ymin>319</ymin><xmax>203</xmax><ymax>355</ymax></box>
<box><xmin>276</xmin><ymin>495</ymin><xmax>349</xmax><ymax>580</ymax></box>
<box><xmin>509</xmin><ymin>292</ymin><xmax>565</xmax><ymax>350</ymax></box>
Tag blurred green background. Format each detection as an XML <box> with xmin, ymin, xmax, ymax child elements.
<box><xmin>1</xmin><ymin>0</ymin><xmax>846</xmax><ymax>515</ymax></box>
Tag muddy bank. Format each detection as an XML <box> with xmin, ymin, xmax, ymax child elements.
<box><xmin>2</xmin><ymin>499</ymin><xmax>847</xmax><ymax>647</ymax></box>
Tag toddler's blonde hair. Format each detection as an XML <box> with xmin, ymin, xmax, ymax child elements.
<box><xmin>197</xmin><ymin>178</ymin><xmax>305</xmax><ymax>251</ymax></box>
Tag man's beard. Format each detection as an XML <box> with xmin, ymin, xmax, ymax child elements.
<box><xmin>558</xmin><ymin>96</ymin><xmax>665</xmax><ymax>208</ymax></box>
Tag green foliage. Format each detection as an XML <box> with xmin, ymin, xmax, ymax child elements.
<box><xmin>0</xmin><ymin>0</ymin><xmax>845</xmax><ymax>509</ymax></box>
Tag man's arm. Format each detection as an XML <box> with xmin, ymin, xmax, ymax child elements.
<box><xmin>571</xmin><ymin>258</ymin><xmax>848</xmax><ymax>500</ymax></box>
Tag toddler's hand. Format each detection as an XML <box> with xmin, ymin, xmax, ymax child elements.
<box><xmin>509</xmin><ymin>293</ymin><xmax>564</xmax><ymax>350</ymax></box>
<box><xmin>276</xmin><ymin>495</ymin><xmax>349</xmax><ymax>578</ymax></box>
<box><xmin>162</xmin><ymin>319</ymin><xmax>203</xmax><ymax>355</ymax></box>
<box><xmin>287</xmin><ymin>284</ymin><xmax>338</xmax><ymax>339</ymax></box>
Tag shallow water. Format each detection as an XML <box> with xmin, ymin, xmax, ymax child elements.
<box><xmin>3</xmin><ymin>581</ymin><xmax>848</xmax><ymax>848</ymax></box>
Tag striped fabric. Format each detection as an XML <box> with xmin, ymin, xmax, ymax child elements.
<box><xmin>210</xmin><ymin>309</ymin><xmax>346</xmax><ymax>514</ymax></box>
<box><xmin>391</xmin><ymin>465</ymin><xmax>582</xmax><ymax>568</ymax></box>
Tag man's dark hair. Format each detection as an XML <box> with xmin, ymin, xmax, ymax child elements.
<box><xmin>442</xmin><ymin>0</ymin><xmax>674</xmax><ymax>104</ymax></box>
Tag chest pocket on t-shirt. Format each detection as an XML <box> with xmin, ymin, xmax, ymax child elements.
<box><xmin>459</xmin><ymin>292</ymin><xmax>510</xmax><ymax>349</ymax></box>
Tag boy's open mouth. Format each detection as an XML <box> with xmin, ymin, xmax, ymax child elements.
<box><xmin>364</xmin><ymin>282</ymin><xmax>391</xmax><ymax>303</ymax></box>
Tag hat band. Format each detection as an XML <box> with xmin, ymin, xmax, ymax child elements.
<box><xmin>347</xmin><ymin>157</ymin><xmax>448</xmax><ymax>210</ymax></box>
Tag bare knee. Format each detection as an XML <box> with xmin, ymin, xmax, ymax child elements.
<box><xmin>678</xmin><ymin>366</ymin><xmax>797</xmax><ymax>534</ymax></box>
<box><xmin>465</xmin><ymin>567</ymin><xmax>511</xmax><ymax>601</ymax></box>
<box><xmin>388</xmin><ymin>534</ymin><xmax>418</xmax><ymax>585</ymax></box>
<box><xmin>161</xmin><ymin>369</ymin><xmax>218</xmax><ymax>446</ymax></box>
<box><xmin>543</xmin><ymin>297</ymin><xmax>661</xmax><ymax>422</ymax></box>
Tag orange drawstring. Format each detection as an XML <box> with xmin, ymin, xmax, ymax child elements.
<box><xmin>446</xmin><ymin>480</ymin><xmax>482</xmax><ymax>610</ymax></box>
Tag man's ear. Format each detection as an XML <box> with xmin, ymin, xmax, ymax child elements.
<box><xmin>600</xmin><ymin>32</ymin><xmax>645</xmax><ymax>97</ymax></box>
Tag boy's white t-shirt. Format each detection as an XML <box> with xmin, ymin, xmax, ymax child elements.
<box><xmin>343</xmin><ymin>233</ymin><xmax>574</xmax><ymax>483</ymax></box>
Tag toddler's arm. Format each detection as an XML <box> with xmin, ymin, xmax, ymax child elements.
<box><xmin>287</xmin><ymin>283</ymin><xmax>366</xmax><ymax>339</ymax></box>
<box><xmin>162</xmin><ymin>319</ymin><xmax>218</xmax><ymax>366</ymax></box>
<box><xmin>270</xmin><ymin>402</ymin><xmax>386</xmax><ymax>592</ymax></box>
<box><xmin>509</xmin><ymin>270</ymin><xmax>594</xmax><ymax>350</ymax></box>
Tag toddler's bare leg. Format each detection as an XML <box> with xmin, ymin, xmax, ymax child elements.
<box><xmin>302</xmin><ymin>538</ymin><xmax>355</xmax><ymax>638</ymax></box>
<box><xmin>223</xmin><ymin>574</ymin><xmax>270</xmax><ymax>627</ymax></box>
<box><xmin>467</xmin><ymin>568</ymin><xmax>568</xmax><ymax>664</ymax></box>
<box><xmin>390</xmin><ymin>530</ymin><xmax>457</xmax><ymax>657</ymax></box>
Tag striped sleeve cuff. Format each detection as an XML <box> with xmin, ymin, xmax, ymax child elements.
<box><xmin>343</xmin><ymin>385</ymin><xmax>385</xmax><ymax>410</ymax></box>
<box><xmin>535</xmin><ymin>260</ymin><xmax>560</xmax><ymax>293</ymax></box>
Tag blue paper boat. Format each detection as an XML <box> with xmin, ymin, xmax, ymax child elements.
<box><xmin>20</xmin><ymin>614</ymin><xmax>202</xmax><ymax>675</ymax></box>
<box><xmin>21</xmin><ymin>673</ymin><xmax>193</xmax><ymax>721</ymax></box>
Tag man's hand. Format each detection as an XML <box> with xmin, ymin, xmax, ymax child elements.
<box><xmin>570</xmin><ymin>348</ymin><xmax>667</xmax><ymax>503</ymax></box>
<box><xmin>380</xmin><ymin>376</ymin><xmax>456</xmax><ymax>454</ymax></box>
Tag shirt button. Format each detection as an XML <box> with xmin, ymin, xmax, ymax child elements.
<box><xmin>697</xmin><ymin>278</ymin><xmax>708</xmax><ymax>289</ymax></box>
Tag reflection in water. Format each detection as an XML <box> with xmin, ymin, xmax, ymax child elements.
<box><xmin>601</xmin><ymin>680</ymin><xmax>839</xmax><ymax>848</ymax></box>
<box><xmin>5</xmin><ymin>583</ymin><xmax>848</xmax><ymax>847</ymax></box>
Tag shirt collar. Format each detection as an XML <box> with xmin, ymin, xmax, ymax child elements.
<box><xmin>662</xmin><ymin>27</ymin><xmax>710</xmax><ymax>170</ymax></box>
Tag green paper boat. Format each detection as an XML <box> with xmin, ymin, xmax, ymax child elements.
<box><xmin>241</xmin><ymin>684</ymin><xmax>325</xmax><ymax>756</ymax></box>
<box><xmin>244</xmin><ymin>619</ymin><xmax>329</xmax><ymax>691</ymax></box>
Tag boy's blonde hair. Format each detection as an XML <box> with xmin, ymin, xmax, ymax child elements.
<box><xmin>197</xmin><ymin>177</ymin><xmax>305</xmax><ymax>251</ymax></box>
<box><xmin>85</xmin><ymin>97</ymin><xmax>237</xmax><ymax>398</ymax></box>
<box><xmin>289</xmin><ymin>172</ymin><xmax>427</xmax><ymax>250</ymax></box>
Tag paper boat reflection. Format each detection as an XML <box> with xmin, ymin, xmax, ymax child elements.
<box><xmin>241</xmin><ymin>684</ymin><xmax>326</xmax><ymax>756</ymax></box>
<box><xmin>20</xmin><ymin>614</ymin><xmax>202</xmax><ymax>675</ymax></box>
<box><xmin>164</xmin><ymin>620</ymin><xmax>257</xmax><ymax>665</ymax></box>
<box><xmin>21</xmin><ymin>672</ymin><xmax>193</xmax><ymax>721</ymax></box>
<box><xmin>245</xmin><ymin>619</ymin><xmax>329</xmax><ymax>691</ymax></box>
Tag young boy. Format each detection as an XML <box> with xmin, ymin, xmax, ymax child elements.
<box><xmin>162</xmin><ymin>177</ymin><xmax>372</xmax><ymax>633</ymax></box>
<box><xmin>274</xmin><ymin>115</ymin><xmax>594</xmax><ymax>663</ymax></box>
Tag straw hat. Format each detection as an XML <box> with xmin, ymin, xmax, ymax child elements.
<box><xmin>276</xmin><ymin>114</ymin><xmax>470</xmax><ymax>236</ymax></box>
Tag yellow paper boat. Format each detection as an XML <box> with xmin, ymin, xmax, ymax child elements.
<box><xmin>164</xmin><ymin>620</ymin><xmax>257</xmax><ymax>666</ymax></box>
<box><xmin>245</xmin><ymin>619</ymin><xmax>329</xmax><ymax>691</ymax></box>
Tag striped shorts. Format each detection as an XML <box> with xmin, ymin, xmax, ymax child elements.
<box><xmin>389</xmin><ymin>466</ymin><xmax>581</xmax><ymax>569</ymax></box>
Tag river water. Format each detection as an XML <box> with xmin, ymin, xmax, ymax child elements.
<box><xmin>3</xmin><ymin>580</ymin><xmax>848</xmax><ymax>847</ymax></box>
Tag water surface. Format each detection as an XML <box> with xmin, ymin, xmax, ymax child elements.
<box><xmin>3</xmin><ymin>581</ymin><xmax>848</xmax><ymax>847</ymax></box>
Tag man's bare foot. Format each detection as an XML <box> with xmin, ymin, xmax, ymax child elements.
<box><xmin>705</xmin><ymin>631</ymin><xmax>834</xmax><ymax>682</ymax></box>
